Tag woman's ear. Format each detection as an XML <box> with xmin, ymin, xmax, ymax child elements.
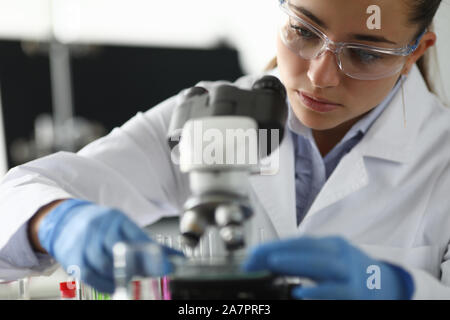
<box><xmin>401</xmin><ymin>31</ymin><xmax>436</xmax><ymax>76</ymax></box>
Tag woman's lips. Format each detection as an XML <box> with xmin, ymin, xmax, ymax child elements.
<box><xmin>296</xmin><ymin>90</ymin><xmax>342</xmax><ymax>113</ymax></box>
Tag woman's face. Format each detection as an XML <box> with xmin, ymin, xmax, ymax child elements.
<box><xmin>277</xmin><ymin>0</ymin><xmax>426</xmax><ymax>131</ymax></box>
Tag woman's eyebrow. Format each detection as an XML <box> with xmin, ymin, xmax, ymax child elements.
<box><xmin>291</xmin><ymin>5</ymin><xmax>328</xmax><ymax>29</ymax></box>
<box><xmin>350</xmin><ymin>34</ymin><xmax>398</xmax><ymax>45</ymax></box>
<box><xmin>290</xmin><ymin>4</ymin><xmax>398</xmax><ymax>45</ymax></box>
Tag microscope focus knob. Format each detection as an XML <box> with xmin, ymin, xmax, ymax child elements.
<box><xmin>179</xmin><ymin>209</ymin><xmax>207</xmax><ymax>248</ymax></box>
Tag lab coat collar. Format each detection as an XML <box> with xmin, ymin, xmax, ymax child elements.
<box><xmin>356</xmin><ymin>64</ymin><xmax>429</xmax><ymax>164</ymax></box>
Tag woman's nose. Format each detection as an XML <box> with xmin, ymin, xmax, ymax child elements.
<box><xmin>307</xmin><ymin>50</ymin><xmax>341</xmax><ymax>88</ymax></box>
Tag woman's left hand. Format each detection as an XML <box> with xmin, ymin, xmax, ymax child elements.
<box><xmin>242</xmin><ymin>236</ymin><xmax>414</xmax><ymax>300</ymax></box>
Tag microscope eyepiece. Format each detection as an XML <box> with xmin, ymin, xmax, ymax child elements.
<box><xmin>252</xmin><ymin>75</ymin><xmax>287</xmax><ymax>101</ymax></box>
<box><xmin>184</xmin><ymin>86</ymin><xmax>208</xmax><ymax>98</ymax></box>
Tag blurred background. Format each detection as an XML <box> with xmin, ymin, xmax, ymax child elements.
<box><xmin>0</xmin><ymin>0</ymin><xmax>449</xmax><ymax>178</ymax></box>
<box><xmin>0</xmin><ymin>0</ymin><xmax>281</xmax><ymax>178</ymax></box>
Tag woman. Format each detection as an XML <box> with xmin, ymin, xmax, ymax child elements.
<box><xmin>0</xmin><ymin>0</ymin><xmax>448</xmax><ymax>299</ymax></box>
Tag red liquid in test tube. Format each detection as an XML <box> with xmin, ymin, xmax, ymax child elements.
<box><xmin>162</xmin><ymin>235</ymin><xmax>173</xmax><ymax>300</ymax></box>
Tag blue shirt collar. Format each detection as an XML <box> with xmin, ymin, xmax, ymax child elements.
<box><xmin>340</xmin><ymin>75</ymin><xmax>405</xmax><ymax>142</ymax></box>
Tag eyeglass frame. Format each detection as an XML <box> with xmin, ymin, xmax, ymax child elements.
<box><xmin>278</xmin><ymin>0</ymin><xmax>426</xmax><ymax>79</ymax></box>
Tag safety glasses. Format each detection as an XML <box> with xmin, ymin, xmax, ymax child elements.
<box><xmin>278</xmin><ymin>0</ymin><xmax>425</xmax><ymax>80</ymax></box>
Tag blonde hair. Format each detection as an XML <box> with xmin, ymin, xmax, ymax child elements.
<box><xmin>264</xmin><ymin>56</ymin><xmax>277</xmax><ymax>72</ymax></box>
<box><xmin>416</xmin><ymin>25</ymin><xmax>448</xmax><ymax>105</ymax></box>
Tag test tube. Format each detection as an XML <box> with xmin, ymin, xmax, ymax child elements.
<box><xmin>175</xmin><ymin>235</ymin><xmax>184</xmax><ymax>253</ymax></box>
<box><xmin>113</xmin><ymin>241</ymin><xmax>164</xmax><ymax>300</ymax></box>
<box><xmin>199</xmin><ymin>234</ymin><xmax>210</xmax><ymax>259</ymax></box>
<box><xmin>164</xmin><ymin>235</ymin><xmax>173</xmax><ymax>248</ymax></box>
<box><xmin>258</xmin><ymin>227</ymin><xmax>265</xmax><ymax>244</ymax></box>
<box><xmin>155</xmin><ymin>233</ymin><xmax>164</xmax><ymax>245</ymax></box>
<box><xmin>180</xmin><ymin>235</ymin><xmax>194</xmax><ymax>258</ymax></box>
<box><xmin>154</xmin><ymin>234</ymin><xmax>164</xmax><ymax>299</ymax></box>
<box><xmin>208</xmin><ymin>230</ymin><xmax>214</xmax><ymax>258</ymax></box>
<box><xmin>193</xmin><ymin>242</ymin><xmax>201</xmax><ymax>258</ymax></box>
<box><xmin>112</xmin><ymin>242</ymin><xmax>129</xmax><ymax>300</ymax></box>
<box><xmin>162</xmin><ymin>235</ymin><xmax>173</xmax><ymax>300</ymax></box>
<box><xmin>142</xmin><ymin>242</ymin><xmax>164</xmax><ymax>300</ymax></box>
<box><xmin>18</xmin><ymin>278</ymin><xmax>30</xmax><ymax>300</ymax></box>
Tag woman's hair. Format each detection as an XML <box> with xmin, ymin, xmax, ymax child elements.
<box><xmin>405</xmin><ymin>0</ymin><xmax>447</xmax><ymax>104</ymax></box>
<box><xmin>265</xmin><ymin>0</ymin><xmax>447</xmax><ymax>104</ymax></box>
<box><xmin>407</xmin><ymin>0</ymin><xmax>441</xmax><ymax>38</ymax></box>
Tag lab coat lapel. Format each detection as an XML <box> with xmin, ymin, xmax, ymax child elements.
<box><xmin>249</xmin><ymin>130</ymin><xmax>297</xmax><ymax>238</ymax></box>
<box><xmin>306</xmin><ymin>149</ymin><xmax>369</xmax><ymax>218</ymax></box>
<box><xmin>357</xmin><ymin>65</ymin><xmax>427</xmax><ymax>163</ymax></box>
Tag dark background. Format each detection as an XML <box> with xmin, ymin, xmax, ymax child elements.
<box><xmin>0</xmin><ymin>39</ymin><xmax>244</xmax><ymax>168</ymax></box>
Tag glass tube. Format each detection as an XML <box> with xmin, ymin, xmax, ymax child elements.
<box><xmin>18</xmin><ymin>278</ymin><xmax>30</xmax><ymax>300</ymax></box>
<box><xmin>258</xmin><ymin>227</ymin><xmax>265</xmax><ymax>244</ymax></box>
<box><xmin>162</xmin><ymin>235</ymin><xmax>173</xmax><ymax>300</ymax></box>
<box><xmin>112</xmin><ymin>241</ymin><xmax>164</xmax><ymax>300</ymax></box>
<box><xmin>112</xmin><ymin>242</ymin><xmax>128</xmax><ymax>300</ymax></box>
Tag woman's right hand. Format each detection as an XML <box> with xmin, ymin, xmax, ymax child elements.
<box><xmin>34</xmin><ymin>198</ymin><xmax>182</xmax><ymax>294</ymax></box>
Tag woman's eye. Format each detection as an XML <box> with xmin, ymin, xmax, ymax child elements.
<box><xmin>290</xmin><ymin>25</ymin><xmax>317</xmax><ymax>40</ymax></box>
<box><xmin>351</xmin><ymin>48</ymin><xmax>383</xmax><ymax>63</ymax></box>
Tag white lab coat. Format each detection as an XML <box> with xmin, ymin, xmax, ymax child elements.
<box><xmin>0</xmin><ymin>64</ymin><xmax>449</xmax><ymax>299</ymax></box>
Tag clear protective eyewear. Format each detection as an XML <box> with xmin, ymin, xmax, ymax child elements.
<box><xmin>278</xmin><ymin>0</ymin><xmax>425</xmax><ymax>80</ymax></box>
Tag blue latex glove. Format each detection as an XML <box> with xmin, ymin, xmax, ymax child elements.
<box><xmin>243</xmin><ymin>236</ymin><xmax>415</xmax><ymax>300</ymax></box>
<box><xmin>38</xmin><ymin>199</ymin><xmax>183</xmax><ymax>294</ymax></box>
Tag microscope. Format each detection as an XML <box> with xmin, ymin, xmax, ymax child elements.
<box><xmin>166</xmin><ymin>76</ymin><xmax>291</xmax><ymax>299</ymax></box>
